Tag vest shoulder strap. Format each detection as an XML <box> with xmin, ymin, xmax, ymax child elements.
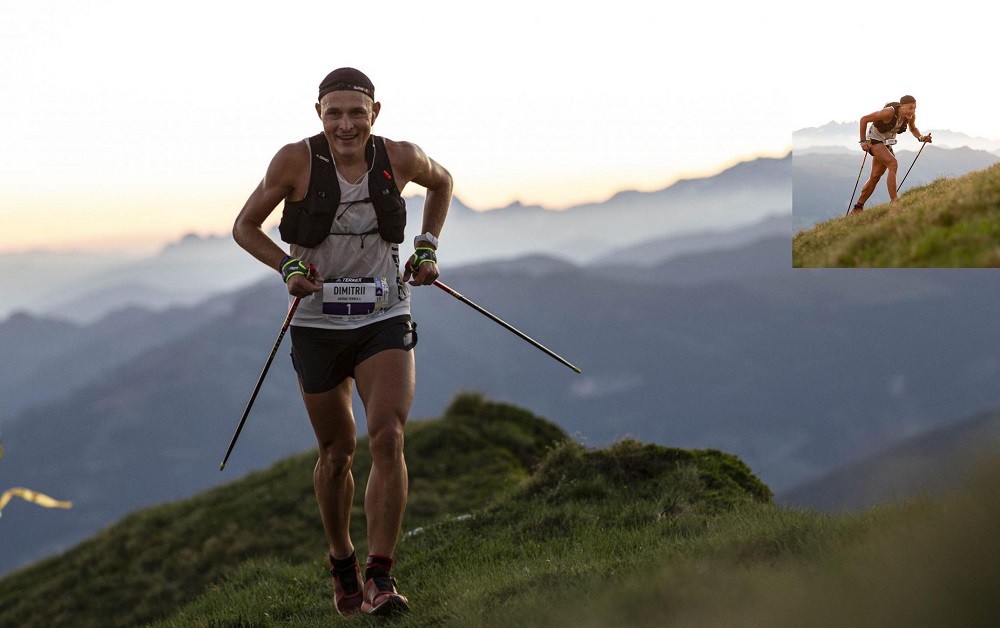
<box><xmin>306</xmin><ymin>132</ymin><xmax>342</xmax><ymax>207</ymax></box>
<box><xmin>367</xmin><ymin>135</ymin><xmax>402</xmax><ymax>201</ymax></box>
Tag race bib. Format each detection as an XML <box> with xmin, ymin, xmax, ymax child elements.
<box><xmin>323</xmin><ymin>277</ymin><xmax>389</xmax><ymax>316</ymax></box>
<box><xmin>885</xmin><ymin>138</ymin><xmax>897</xmax><ymax>146</ymax></box>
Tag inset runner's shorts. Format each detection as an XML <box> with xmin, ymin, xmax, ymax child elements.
<box><xmin>289</xmin><ymin>315</ymin><xmax>417</xmax><ymax>394</ymax></box>
<box><xmin>869</xmin><ymin>139</ymin><xmax>894</xmax><ymax>155</ymax></box>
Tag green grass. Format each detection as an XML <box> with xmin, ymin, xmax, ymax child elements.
<box><xmin>0</xmin><ymin>393</ymin><xmax>566</xmax><ymax>627</ymax></box>
<box><xmin>793</xmin><ymin>162</ymin><xmax>1000</xmax><ymax>267</ymax></box>
<box><xmin>3</xmin><ymin>395</ymin><xmax>998</xmax><ymax>627</ymax></box>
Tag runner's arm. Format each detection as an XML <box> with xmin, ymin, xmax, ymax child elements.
<box><xmin>387</xmin><ymin>140</ymin><xmax>452</xmax><ymax>285</ymax></box>
<box><xmin>394</xmin><ymin>141</ymin><xmax>452</xmax><ymax>243</ymax></box>
<box><xmin>233</xmin><ymin>143</ymin><xmax>323</xmax><ymax>297</ymax></box>
<box><xmin>233</xmin><ymin>143</ymin><xmax>306</xmax><ymax>272</ymax></box>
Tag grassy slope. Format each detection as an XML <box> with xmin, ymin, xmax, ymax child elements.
<box><xmin>793</xmin><ymin>162</ymin><xmax>1000</xmax><ymax>267</ymax></box>
<box><xmin>0</xmin><ymin>393</ymin><xmax>567</xmax><ymax>627</ymax></box>
<box><xmin>4</xmin><ymin>396</ymin><xmax>998</xmax><ymax>627</ymax></box>
<box><xmin>155</xmin><ymin>439</ymin><xmax>775</xmax><ymax>627</ymax></box>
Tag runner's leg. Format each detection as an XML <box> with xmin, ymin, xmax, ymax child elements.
<box><xmin>354</xmin><ymin>348</ymin><xmax>414</xmax><ymax>559</ymax></box>
<box><xmin>871</xmin><ymin>143</ymin><xmax>899</xmax><ymax>201</ymax></box>
<box><xmin>301</xmin><ymin>377</ymin><xmax>358</xmax><ymax>560</ymax></box>
<box><xmin>857</xmin><ymin>148</ymin><xmax>889</xmax><ymax>206</ymax></box>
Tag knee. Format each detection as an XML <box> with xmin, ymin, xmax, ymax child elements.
<box><xmin>886</xmin><ymin>159</ymin><xmax>898</xmax><ymax>171</ymax></box>
<box><xmin>318</xmin><ymin>440</ymin><xmax>356</xmax><ymax>476</ymax></box>
<box><xmin>368</xmin><ymin>421</ymin><xmax>405</xmax><ymax>463</ymax></box>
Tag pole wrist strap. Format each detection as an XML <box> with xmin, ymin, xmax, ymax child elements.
<box><xmin>406</xmin><ymin>247</ymin><xmax>437</xmax><ymax>273</ymax></box>
<box><xmin>280</xmin><ymin>255</ymin><xmax>309</xmax><ymax>283</ymax></box>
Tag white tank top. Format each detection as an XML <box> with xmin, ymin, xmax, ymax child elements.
<box><xmin>289</xmin><ymin>139</ymin><xmax>410</xmax><ymax>330</ymax></box>
<box><xmin>867</xmin><ymin>109</ymin><xmax>907</xmax><ymax>143</ymax></box>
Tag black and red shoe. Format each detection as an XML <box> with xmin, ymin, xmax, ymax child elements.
<box><xmin>328</xmin><ymin>556</ymin><xmax>363</xmax><ymax>617</ymax></box>
<box><xmin>361</xmin><ymin>568</ymin><xmax>410</xmax><ymax>616</ymax></box>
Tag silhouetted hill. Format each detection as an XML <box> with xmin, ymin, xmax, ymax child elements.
<box><xmin>0</xmin><ymin>302</ymin><xmax>229</xmax><ymax>417</ymax></box>
<box><xmin>593</xmin><ymin>213</ymin><xmax>789</xmax><ymax>267</ymax></box>
<box><xmin>780</xmin><ymin>409</ymin><xmax>1000</xmax><ymax>511</ymax></box>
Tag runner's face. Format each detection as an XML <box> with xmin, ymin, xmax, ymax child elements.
<box><xmin>316</xmin><ymin>91</ymin><xmax>379</xmax><ymax>159</ymax></box>
<box><xmin>901</xmin><ymin>102</ymin><xmax>916</xmax><ymax>117</ymax></box>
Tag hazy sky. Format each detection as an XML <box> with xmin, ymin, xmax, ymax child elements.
<box><xmin>788</xmin><ymin>3</ymin><xmax>1000</xmax><ymax>139</ymax></box>
<box><xmin>1</xmin><ymin>1</ymin><xmax>989</xmax><ymax>253</ymax></box>
<box><xmin>0</xmin><ymin>1</ymin><xmax>793</xmax><ymax>253</ymax></box>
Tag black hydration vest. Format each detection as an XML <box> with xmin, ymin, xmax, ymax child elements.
<box><xmin>278</xmin><ymin>134</ymin><xmax>406</xmax><ymax>248</ymax></box>
<box><xmin>873</xmin><ymin>102</ymin><xmax>908</xmax><ymax>135</ymax></box>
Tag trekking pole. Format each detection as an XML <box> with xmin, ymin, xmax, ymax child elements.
<box><xmin>220</xmin><ymin>267</ymin><xmax>313</xmax><ymax>471</ymax></box>
<box><xmin>432</xmin><ymin>280</ymin><xmax>582</xmax><ymax>374</ymax></box>
<box><xmin>898</xmin><ymin>136</ymin><xmax>930</xmax><ymax>192</ymax></box>
<box><xmin>845</xmin><ymin>150</ymin><xmax>868</xmax><ymax>217</ymax></box>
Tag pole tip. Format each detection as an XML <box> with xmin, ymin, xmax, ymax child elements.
<box><xmin>219</xmin><ymin>462</ymin><xmax>226</xmax><ymax>471</ymax></box>
<box><xmin>573</xmin><ymin>367</ymin><xmax>582</xmax><ymax>374</ymax></box>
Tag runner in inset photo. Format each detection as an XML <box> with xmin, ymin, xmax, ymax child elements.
<box><xmin>850</xmin><ymin>95</ymin><xmax>932</xmax><ymax>214</ymax></box>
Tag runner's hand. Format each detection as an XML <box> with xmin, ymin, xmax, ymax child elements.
<box><xmin>404</xmin><ymin>248</ymin><xmax>439</xmax><ymax>286</ymax></box>
<box><xmin>919</xmin><ymin>134</ymin><xmax>933</xmax><ymax>143</ymax></box>
<box><xmin>860</xmin><ymin>141</ymin><xmax>872</xmax><ymax>153</ymax></box>
<box><xmin>287</xmin><ymin>267</ymin><xmax>323</xmax><ymax>298</ymax></box>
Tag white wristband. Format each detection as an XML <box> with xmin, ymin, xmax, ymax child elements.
<box><xmin>414</xmin><ymin>232</ymin><xmax>439</xmax><ymax>249</ymax></box>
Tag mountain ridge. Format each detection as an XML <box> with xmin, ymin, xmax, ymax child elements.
<box><xmin>780</xmin><ymin>408</ymin><xmax>1000</xmax><ymax>511</ymax></box>
<box><xmin>1</xmin><ymin>152</ymin><xmax>790</xmax><ymax>323</ymax></box>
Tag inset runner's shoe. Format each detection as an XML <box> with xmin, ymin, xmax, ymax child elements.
<box><xmin>849</xmin><ymin>203</ymin><xmax>864</xmax><ymax>215</ymax></box>
<box><xmin>328</xmin><ymin>556</ymin><xmax>363</xmax><ymax>617</ymax></box>
<box><xmin>361</xmin><ymin>568</ymin><xmax>410</xmax><ymax>616</ymax></box>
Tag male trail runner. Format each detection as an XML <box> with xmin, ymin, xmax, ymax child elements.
<box><xmin>233</xmin><ymin>67</ymin><xmax>452</xmax><ymax>617</ymax></box>
<box><xmin>851</xmin><ymin>94</ymin><xmax>931</xmax><ymax>214</ymax></box>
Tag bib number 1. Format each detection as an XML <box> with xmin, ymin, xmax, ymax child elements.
<box><xmin>323</xmin><ymin>277</ymin><xmax>390</xmax><ymax>316</ymax></box>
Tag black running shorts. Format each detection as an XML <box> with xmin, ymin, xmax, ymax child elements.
<box><xmin>289</xmin><ymin>315</ymin><xmax>416</xmax><ymax>394</ymax></box>
<box><xmin>869</xmin><ymin>139</ymin><xmax>894</xmax><ymax>154</ymax></box>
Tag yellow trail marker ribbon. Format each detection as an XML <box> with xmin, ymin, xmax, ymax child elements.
<box><xmin>0</xmin><ymin>487</ymin><xmax>73</xmax><ymax>518</ymax></box>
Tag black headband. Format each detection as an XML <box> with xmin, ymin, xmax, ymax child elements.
<box><xmin>318</xmin><ymin>67</ymin><xmax>375</xmax><ymax>101</ymax></box>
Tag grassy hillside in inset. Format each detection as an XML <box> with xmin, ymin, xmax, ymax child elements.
<box><xmin>0</xmin><ymin>394</ymin><xmax>567</xmax><ymax>627</ymax></box>
<box><xmin>793</xmin><ymin>162</ymin><xmax>1000</xmax><ymax>267</ymax></box>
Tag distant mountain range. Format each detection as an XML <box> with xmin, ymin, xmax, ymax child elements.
<box><xmin>792</xmin><ymin>145</ymin><xmax>1000</xmax><ymax>231</ymax></box>
<box><xmin>780</xmin><ymin>408</ymin><xmax>1000</xmax><ymax>511</ymax></box>
<box><xmin>2</xmin><ymin>225</ymin><xmax>999</xmax><ymax>575</ymax></box>
<box><xmin>794</xmin><ymin>121</ymin><xmax>1000</xmax><ymax>155</ymax></box>
<box><xmin>0</xmin><ymin>153</ymin><xmax>790</xmax><ymax>323</ymax></box>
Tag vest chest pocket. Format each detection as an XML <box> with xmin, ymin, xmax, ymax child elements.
<box><xmin>279</xmin><ymin>194</ymin><xmax>338</xmax><ymax>248</ymax></box>
<box><xmin>373</xmin><ymin>192</ymin><xmax>406</xmax><ymax>244</ymax></box>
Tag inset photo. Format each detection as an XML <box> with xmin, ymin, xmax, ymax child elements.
<box><xmin>793</xmin><ymin>95</ymin><xmax>1000</xmax><ymax>267</ymax></box>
